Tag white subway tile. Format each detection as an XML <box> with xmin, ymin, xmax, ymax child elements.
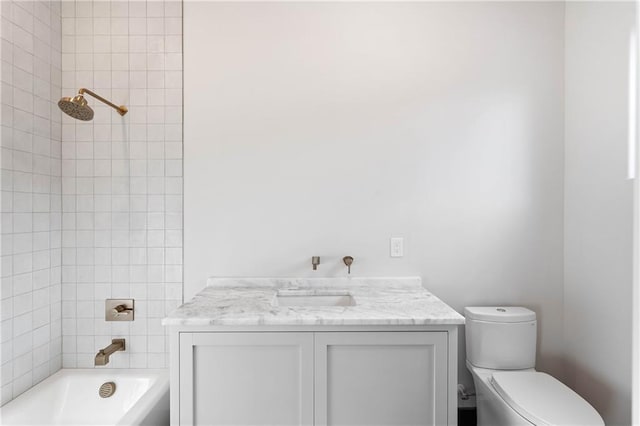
<box><xmin>164</xmin><ymin>17</ymin><xmax>181</xmax><ymax>35</ymax></box>
<box><xmin>38</xmin><ymin>2</ymin><xmax>184</xmax><ymax>379</ymax></box>
<box><xmin>110</xmin><ymin>1</ymin><xmax>128</xmax><ymax>18</ymax></box>
<box><xmin>75</xmin><ymin>2</ymin><xmax>92</xmax><ymax>19</ymax></box>
<box><xmin>110</xmin><ymin>35</ymin><xmax>128</xmax><ymax>52</ymax></box>
<box><xmin>147</xmin><ymin>2</ymin><xmax>164</xmax><ymax>18</ymax></box>
<box><xmin>93</xmin><ymin>17</ymin><xmax>110</xmax><ymax>36</ymax></box>
<box><xmin>61</xmin><ymin>2</ymin><xmax>75</xmax><ymax>18</ymax></box>
<box><xmin>93</xmin><ymin>35</ymin><xmax>110</xmax><ymax>52</ymax></box>
<box><xmin>75</xmin><ymin>18</ymin><xmax>93</xmax><ymax>35</ymax></box>
<box><xmin>128</xmin><ymin>2</ymin><xmax>146</xmax><ymax>18</ymax></box>
<box><xmin>147</xmin><ymin>35</ymin><xmax>163</xmax><ymax>53</ymax></box>
<box><xmin>12</xmin><ymin>25</ymin><xmax>34</xmax><ymax>54</ymax></box>
<box><xmin>93</xmin><ymin>2</ymin><xmax>110</xmax><ymax>18</ymax></box>
<box><xmin>146</xmin><ymin>17</ymin><xmax>163</xmax><ymax>35</ymax></box>
<box><xmin>129</xmin><ymin>35</ymin><xmax>146</xmax><ymax>53</ymax></box>
<box><xmin>128</xmin><ymin>17</ymin><xmax>146</xmax><ymax>35</ymax></box>
<box><xmin>165</xmin><ymin>248</ymin><xmax>182</xmax><ymax>265</ymax></box>
<box><xmin>146</xmin><ymin>71</ymin><xmax>163</xmax><ymax>88</ymax></box>
<box><xmin>110</xmin><ymin>17</ymin><xmax>127</xmax><ymax>35</ymax></box>
<box><xmin>164</xmin><ymin>2</ymin><xmax>182</xmax><ymax>18</ymax></box>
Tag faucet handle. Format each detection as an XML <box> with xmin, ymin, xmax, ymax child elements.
<box><xmin>106</xmin><ymin>299</ymin><xmax>135</xmax><ymax>321</ymax></box>
<box><xmin>312</xmin><ymin>256</ymin><xmax>320</xmax><ymax>271</ymax></box>
<box><xmin>343</xmin><ymin>256</ymin><xmax>354</xmax><ymax>274</ymax></box>
<box><xmin>112</xmin><ymin>304</ymin><xmax>132</xmax><ymax>316</ymax></box>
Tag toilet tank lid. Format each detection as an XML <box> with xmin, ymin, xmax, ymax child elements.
<box><xmin>464</xmin><ymin>306</ymin><xmax>536</xmax><ymax>323</ymax></box>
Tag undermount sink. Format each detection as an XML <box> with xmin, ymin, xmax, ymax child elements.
<box><xmin>275</xmin><ymin>290</ymin><xmax>356</xmax><ymax>307</ymax></box>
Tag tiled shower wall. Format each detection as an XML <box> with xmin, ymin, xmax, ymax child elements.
<box><xmin>60</xmin><ymin>0</ymin><xmax>182</xmax><ymax>368</ymax></box>
<box><xmin>0</xmin><ymin>0</ymin><xmax>64</xmax><ymax>404</ymax></box>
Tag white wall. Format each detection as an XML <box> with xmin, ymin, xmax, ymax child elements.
<box><xmin>0</xmin><ymin>0</ymin><xmax>63</xmax><ymax>404</ymax></box>
<box><xmin>184</xmin><ymin>1</ymin><xmax>566</xmax><ymax>387</ymax></box>
<box><xmin>59</xmin><ymin>0</ymin><xmax>183</xmax><ymax>369</ymax></box>
<box><xmin>564</xmin><ymin>2</ymin><xmax>635</xmax><ymax>424</ymax></box>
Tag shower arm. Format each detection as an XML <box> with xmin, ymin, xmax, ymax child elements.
<box><xmin>78</xmin><ymin>88</ymin><xmax>128</xmax><ymax>116</ymax></box>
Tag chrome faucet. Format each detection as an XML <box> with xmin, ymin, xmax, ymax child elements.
<box><xmin>95</xmin><ymin>338</ymin><xmax>125</xmax><ymax>366</ymax></box>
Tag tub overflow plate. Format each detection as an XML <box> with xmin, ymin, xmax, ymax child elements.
<box><xmin>99</xmin><ymin>381</ymin><xmax>116</xmax><ymax>398</ymax></box>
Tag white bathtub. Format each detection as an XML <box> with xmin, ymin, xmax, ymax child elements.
<box><xmin>0</xmin><ymin>369</ymin><xmax>169</xmax><ymax>426</ymax></box>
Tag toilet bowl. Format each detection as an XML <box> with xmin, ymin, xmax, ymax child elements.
<box><xmin>465</xmin><ymin>306</ymin><xmax>604</xmax><ymax>426</ymax></box>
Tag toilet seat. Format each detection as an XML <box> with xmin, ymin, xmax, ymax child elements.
<box><xmin>490</xmin><ymin>371</ymin><xmax>604</xmax><ymax>426</ymax></box>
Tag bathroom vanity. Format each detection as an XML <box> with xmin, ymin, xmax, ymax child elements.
<box><xmin>163</xmin><ymin>277</ymin><xmax>464</xmax><ymax>426</ymax></box>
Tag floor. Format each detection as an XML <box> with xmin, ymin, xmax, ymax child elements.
<box><xmin>458</xmin><ymin>407</ymin><xmax>477</xmax><ymax>426</ymax></box>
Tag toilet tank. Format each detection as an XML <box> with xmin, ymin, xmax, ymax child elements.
<box><xmin>465</xmin><ymin>306</ymin><xmax>537</xmax><ymax>370</ymax></box>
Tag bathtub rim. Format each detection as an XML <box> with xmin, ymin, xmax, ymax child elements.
<box><xmin>0</xmin><ymin>368</ymin><xmax>169</xmax><ymax>426</ymax></box>
<box><xmin>113</xmin><ymin>368</ymin><xmax>169</xmax><ymax>426</ymax></box>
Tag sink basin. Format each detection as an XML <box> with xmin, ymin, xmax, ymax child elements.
<box><xmin>276</xmin><ymin>290</ymin><xmax>356</xmax><ymax>307</ymax></box>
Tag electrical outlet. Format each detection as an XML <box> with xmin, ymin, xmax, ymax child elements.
<box><xmin>390</xmin><ymin>237</ymin><xmax>404</xmax><ymax>257</ymax></box>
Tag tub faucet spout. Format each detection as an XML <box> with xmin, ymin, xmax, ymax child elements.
<box><xmin>95</xmin><ymin>338</ymin><xmax>126</xmax><ymax>366</ymax></box>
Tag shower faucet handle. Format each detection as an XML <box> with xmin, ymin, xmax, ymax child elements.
<box><xmin>112</xmin><ymin>304</ymin><xmax>133</xmax><ymax>316</ymax></box>
<box><xmin>105</xmin><ymin>299</ymin><xmax>135</xmax><ymax>322</ymax></box>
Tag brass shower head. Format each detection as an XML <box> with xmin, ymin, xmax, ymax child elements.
<box><xmin>58</xmin><ymin>88</ymin><xmax>128</xmax><ymax>121</ymax></box>
<box><xmin>58</xmin><ymin>94</ymin><xmax>93</xmax><ymax>121</ymax></box>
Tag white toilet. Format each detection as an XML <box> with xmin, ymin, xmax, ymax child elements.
<box><xmin>464</xmin><ymin>306</ymin><xmax>604</xmax><ymax>426</ymax></box>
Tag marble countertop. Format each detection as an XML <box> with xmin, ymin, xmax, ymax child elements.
<box><xmin>162</xmin><ymin>277</ymin><xmax>465</xmax><ymax>326</ymax></box>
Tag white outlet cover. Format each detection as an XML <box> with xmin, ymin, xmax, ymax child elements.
<box><xmin>390</xmin><ymin>237</ymin><xmax>404</xmax><ymax>257</ymax></box>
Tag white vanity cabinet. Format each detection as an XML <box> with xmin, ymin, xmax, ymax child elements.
<box><xmin>164</xmin><ymin>278</ymin><xmax>465</xmax><ymax>426</ymax></box>
<box><xmin>178</xmin><ymin>332</ymin><xmax>314</xmax><ymax>425</ymax></box>
<box><xmin>314</xmin><ymin>331</ymin><xmax>448</xmax><ymax>426</ymax></box>
<box><xmin>173</xmin><ymin>329</ymin><xmax>455</xmax><ymax>426</ymax></box>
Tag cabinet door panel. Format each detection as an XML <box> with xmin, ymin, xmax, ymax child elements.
<box><xmin>315</xmin><ymin>332</ymin><xmax>448</xmax><ymax>426</ymax></box>
<box><xmin>180</xmin><ymin>332</ymin><xmax>313</xmax><ymax>426</ymax></box>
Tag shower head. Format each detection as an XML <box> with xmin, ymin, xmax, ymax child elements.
<box><xmin>58</xmin><ymin>94</ymin><xmax>94</xmax><ymax>121</ymax></box>
<box><xmin>58</xmin><ymin>88</ymin><xmax>128</xmax><ymax>121</ymax></box>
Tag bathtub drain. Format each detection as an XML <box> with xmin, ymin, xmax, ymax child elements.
<box><xmin>99</xmin><ymin>381</ymin><xmax>116</xmax><ymax>398</ymax></box>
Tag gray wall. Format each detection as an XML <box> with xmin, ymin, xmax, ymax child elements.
<box><xmin>564</xmin><ymin>2</ymin><xmax>635</xmax><ymax>424</ymax></box>
<box><xmin>183</xmin><ymin>1</ymin><xmax>567</xmax><ymax>389</ymax></box>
